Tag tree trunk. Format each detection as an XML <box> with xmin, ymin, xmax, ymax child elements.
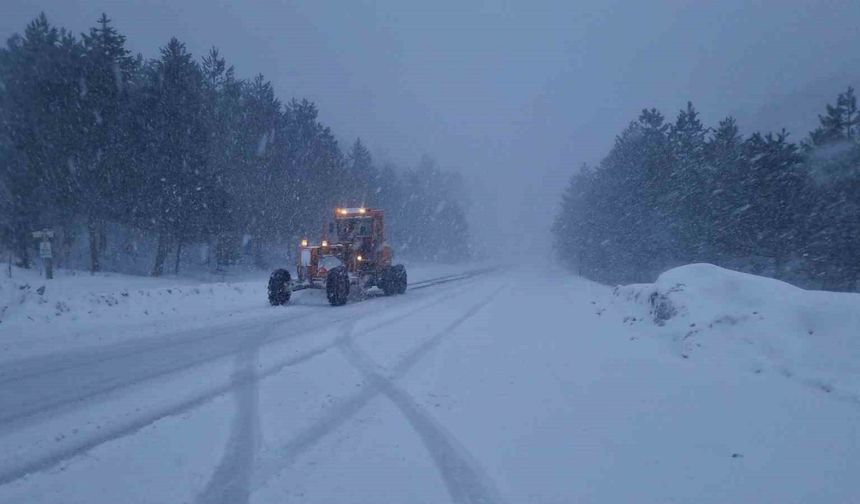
<box><xmin>174</xmin><ymin>240</ymin><xmax>183</xmax><ymax>274</ymax></box>
<box><xmin>252</xmin><ymin>236</ymin><xmax>266</xmax><ymax>269</ymax></box>
<box><xmin>152</xmin><ymin>232</ymin><xmax>168</xmax><ymax>277</ymax></box>
<box><xmin>57</xmin><ymin>225</ymin><xmax>75</xmax><ymax>269</ymax></box>
<box><xmin>845</xmin><ymin>266</ymin><xmax>860</xmax><ymax>292</ymax></box>
<box><xmin>774</xmin><ymin>253</ymin><xmax>785</xmax><ymax>278</ymax></box>
<box><xmin>14</xmin><ymin>225</ymin><xmax>30</xmax><ymax>269</ymax></box>
<box><xmin>98</xmin><ymin>222</ymin><xmax>107</xmax><ymax>254</ymax></box>
<box><xmin>578</xmin><ymin>251</ymin><xmax>583</xmax><ymax>277</ymax></box>
<box><xmin>87</xmin><ymin>219</ymin><xmax>101</xmax><ymax>274</ymax></box>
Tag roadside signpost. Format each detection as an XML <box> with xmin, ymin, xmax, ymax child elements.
<box><xmin>31</xmin><ymin>229</ymin><xmax>54</xmax><ymax>279</ymax></box>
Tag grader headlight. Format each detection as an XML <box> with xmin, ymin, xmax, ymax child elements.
<box><xmin>321</xmin><ymin>240</ymin><xmax>329</xmax><ymax>247</ymax></box>
<box><xmin>300</xmin><ymin>239</ymin><xmax>308</xmax><ymax>247</ymax></box>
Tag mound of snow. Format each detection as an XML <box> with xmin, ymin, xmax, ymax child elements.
<box><xmin>615</xmin><ymin>263</ymin><xmax>860</xmax><ymax>401</ymax></box>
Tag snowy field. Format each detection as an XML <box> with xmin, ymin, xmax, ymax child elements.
<box><xmin>1</xmin><ymin>263</ymin><xmax>859</xmax><ymax>503</ymax></box>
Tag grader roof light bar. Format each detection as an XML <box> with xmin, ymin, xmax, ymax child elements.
<box><xmin>336</xmin><ymin>207</ymin><xmax>367</xmax><ymax>215</ymax></box>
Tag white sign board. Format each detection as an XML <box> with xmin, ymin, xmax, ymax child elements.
<box><xmin>32</xmin><ymin>230</ymin><xmax>55</xmax><ymax>239</ymax></box>
<box><xmin>39</xmin><ymin>241</ymin><xmax>52</xmax><ymax>259</ymax></box>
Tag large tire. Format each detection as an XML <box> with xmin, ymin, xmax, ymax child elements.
<box><xmin>382</xmin><ymin>264</ymin><xmax>407</xmax><ymax>295</ymax></box>
<box><xmin>268</xmin><ymin>269</ymin><xmax>292</xmax><ymax>306</ymax></box>
<box><xmin>394</xmin><ymin>264</ymin><xmax>407</xmax><ymax>294</ymax></box>
<box><xmin>326</xmin><ymin>266</ymin><xmax>350</xmax><ymax>306</ymax></box>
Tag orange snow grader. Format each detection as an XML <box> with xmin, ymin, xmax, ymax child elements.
<box><xmin>268</xmin><ymin>207</ymin><xmax>407</xmax><ymax>306</ymax></box>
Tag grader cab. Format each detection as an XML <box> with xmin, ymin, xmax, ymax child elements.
<box><xmin>268</xmin><ymin>207</ymin><xmax>407</xmax><ymax>306</ymax></box>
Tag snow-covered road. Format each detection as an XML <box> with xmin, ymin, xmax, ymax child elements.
<box><xmin>1</xmin><ymin>267</ymin><xmax>859</xmax><ymax>503</ymax></box>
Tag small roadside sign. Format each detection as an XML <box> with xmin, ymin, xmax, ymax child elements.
<box><xmin>39</xmin><ymin>241</ymin><xmax>52</xmax><ymax>259</ymax></box>
<box><xmin>31</xmin><ymin>228</ymin><xmax>55</xmax><ymax>279</ymax></box>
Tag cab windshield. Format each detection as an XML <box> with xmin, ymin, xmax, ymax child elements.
<box><xmin>336</xmin><ymin>217</ymin><xmax>373</xmax><ymax>241</ymax></box>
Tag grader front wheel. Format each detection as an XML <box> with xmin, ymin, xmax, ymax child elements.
<box><xmin>268</xmin><ymin>269</ymin><xmax>292</xmax><ymax>306</ymax></box>
<box><xmin>326</xmin><ymin>266</ymin><xmax>350</xmax><ymax>306</ymax></box>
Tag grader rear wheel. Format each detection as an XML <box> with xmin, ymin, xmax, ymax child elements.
<box><xmin>381</xmin><ymin>264</ymin><xmax>407</xmax><ymax>295</ymax></box>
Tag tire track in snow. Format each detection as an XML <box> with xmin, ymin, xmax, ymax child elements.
<box><xmin>338</xmin><ymin>329</ymin><xmax>507</xmax><ymax>504</ymax></box>
<box><xmin>250</xmin><ymin>285</ymin><xmax>506</xmax><ymax>497</ymax></box>
<box><xmin>194</xmin><ymin>335</ymin><xmax>264</xmax><ymax>504</ymax></box>
<box><xmin>0</xmin><ymin>341</ymin><xmax>330</xmax><ymax>487</ymax></box>
<box><xmin>190</xmin><ymin>283</ymin><xmax>477</xmax><ymax>504</ymax></box>
<box><xmin>0</xmin><ymin>268</ymin><xmax>494</xmax><ymax>388</ymax></box>
<box><xmin>0</xmin><ymin>274</ymin><xmax>486</xmax><ymax>487</ymax></box>
<box><xmin>0</xmin><ymin>310</ymin><xmax>316</xmax><ymax>386</ymax></box>
<box><xmin>0</xmin><ymin>271</ymin><xmax>490</xmax><ymax>430</ymax></box>
<box><xmin>0</xmin><ymin>310</ymin><xmax>415</xmax><ymax>489</ymax></box>
<box><xmin>0</xmin><ymin>316</ymin><xmax>309</xmax><ymax>430</ymax></box>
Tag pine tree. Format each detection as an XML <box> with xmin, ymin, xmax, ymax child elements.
<box><xmin>234</xmin><ymin>74</ymin><xmax>282</xmax><ymax>266</ymax></box>
<box><xmin>374</xmin><ymin>162</ymin><xmax>405</xmax><ymax>243</ymax></box>
<box><xmin>593</xmin><ymin>109</ymin><xmax>675</xmax><ymax>281</ymax></box>
<box><xmin>553</xmin><ymin>165</ymin><xmax>598</xmax><ymax>275</ymax></box>
<box><xmin>201</xmin><ymin>47</ymin><xmax>242</xmax><ymax>267</ymax></box>
<box><xmin>397</xmin><ymin>155</ymin><xmax>470</xmax><ymax>261</ymax></box>
<box><xmin>78</xmin><ymin>13</ymin><xmax>136</xmax><ymax>272</ymax></box>
<box><xmin>347</xmin><ymin>138</ymin><xmax>375</xmax><ymax>204</ymax></box>
<box><xmin>668</xmin><ymin>102</ymin><xmax>710</xmax><ymax>261</ymax></box>
<box><xmin>140</xmin><ymin>37</ymin><xmax>210</xmax><ymax>276</ymax></box>
<box><xmin>0</xmin><ymin>13</ymin><xmax>84</xmax><ymax>266</ymax></box>
<box><xmin>280</xmin><ymin>98</ymin><xmax>345</xmax><ymax>245</ymax></box>
<box><xmin>706</xmin><ymin>117</ymin><xmax>747</xmax><ymax>260</ymax></box>
<box><xmin>740</xmin><ymin>130</ymin><xmax>807</xmax><ymax>274</ymax></box>
<box><xmin>802</xmin><ymin>87</ymin><xmax>860</xmax><ymax>289</ymax></box>
<box><xmin>809</xmin><ymin>86</ymin><xmax>859</xmax><ymax>145</ymax></box>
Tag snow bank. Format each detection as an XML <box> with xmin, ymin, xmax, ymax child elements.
<box><xmin>0</xmin><ymin>266</ymin><xmax>271</xmax><ymax>362</ymax></box>
<box><xmin>615</xmin><ymin>263</ymin><xmax>860</xmax><ymax>401</ymax></box>
<box><xmin>0</xmin><ymin>267</ymin><xmax>262</xmax><ymax>326</ymax></box>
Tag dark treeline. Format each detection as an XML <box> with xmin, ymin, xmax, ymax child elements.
<box><xmin>554</xmin><ymin>89</ymin><xmax>860</xmax><ymax>291</ymax></box>
<box><xmin>0</xmin><ymin>14</ymin><xmax>469</xmax><ymax>276</ymax></box>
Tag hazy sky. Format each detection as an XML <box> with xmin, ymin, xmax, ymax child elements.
<box><xmin>3</xmin><ymin>0</ymin><xmax>860</xmax><ymax>249</ymax></box>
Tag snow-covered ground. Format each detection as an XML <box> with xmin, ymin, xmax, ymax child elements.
<box><xmin>0</xmin><ymin>261</ymin><xmax>470</xmax><ymax>363</ymax></box>
<box><xmin>1</xmin><ymin>263</ymin><xmax>858</xmax><ymax>503</ymax></box>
